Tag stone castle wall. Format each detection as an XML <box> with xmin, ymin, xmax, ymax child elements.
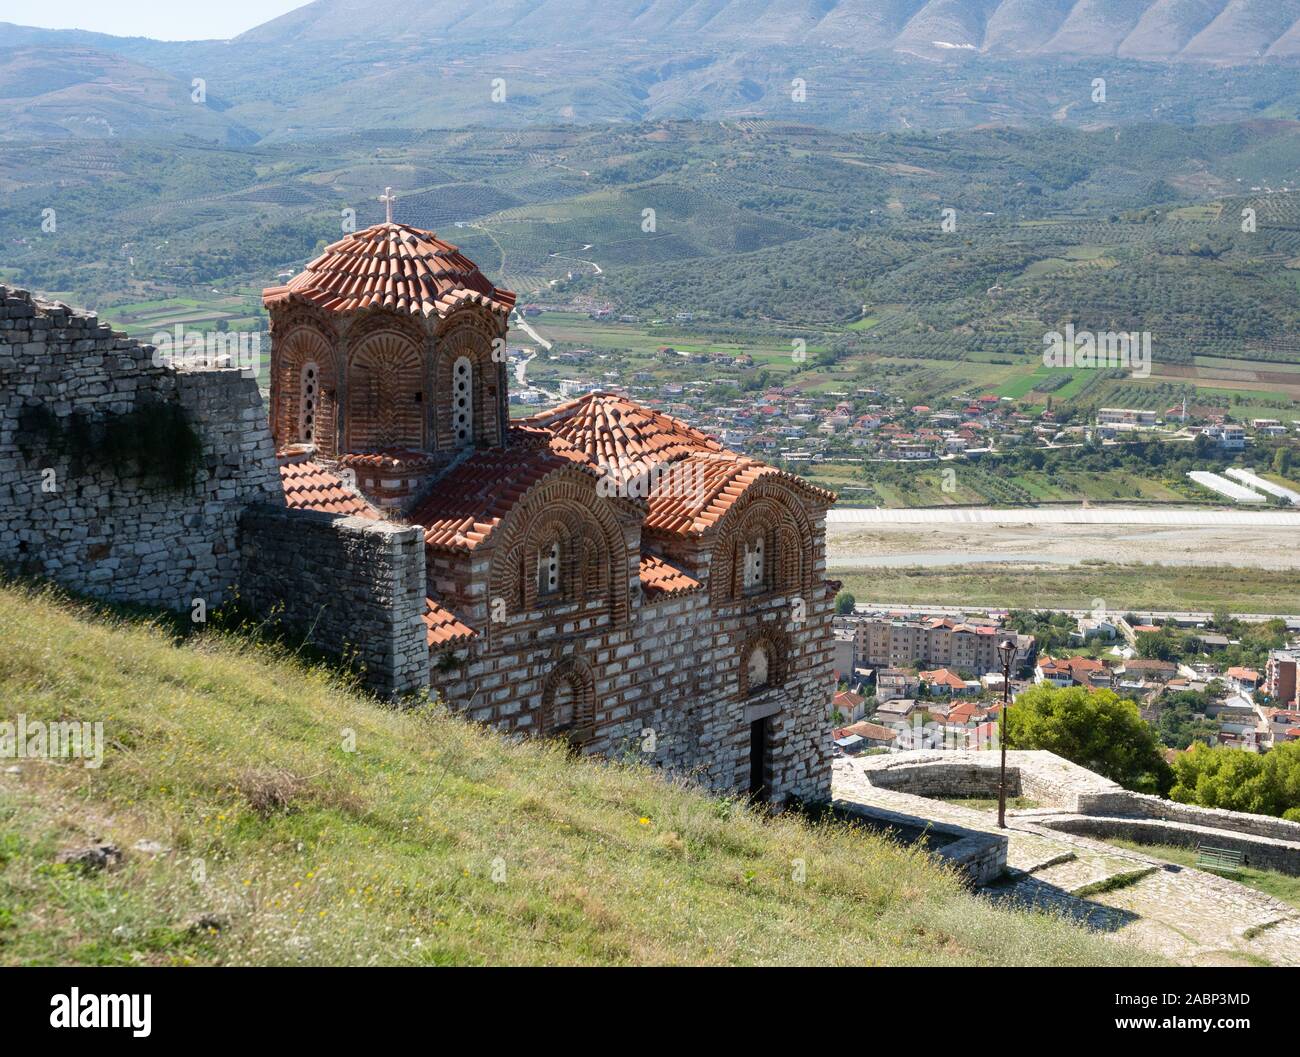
<box><xmin>0</xmin><ymin>286</ymin><xmax>282</xmax><ymax>610</ymax></box>
<box><xmin>238</xmin><ymin>504</ymin><xmax>429</xmax><ymax>698</ymax></box>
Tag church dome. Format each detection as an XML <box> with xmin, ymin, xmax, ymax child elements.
<box><xmin>263</xmin><ymin>222</ymin><xmax>516</xmax><ymax>319</ymax></box>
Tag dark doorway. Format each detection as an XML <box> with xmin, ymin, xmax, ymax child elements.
<box><xmin>748</xmin><ymin>717</ymin><xmax>769</xmax><ymax>801</ymax></box>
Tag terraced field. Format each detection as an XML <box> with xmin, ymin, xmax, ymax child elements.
<box><xmin>4</xmin><ymin>120</ymin><xmax>1299</xmax><ymax>430</ymax></box>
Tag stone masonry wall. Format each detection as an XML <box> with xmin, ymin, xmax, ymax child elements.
<box><xmin>1041</xmin><ymin>816</ymin><xmax>1300</xmax><ymax>876</ymax></box>
<box><xmin>0</xmin><ymin>286</ymin><xmax>283</xmax><ymax>609</ymax></box>
<box><xmin>1075</xmin><ymin>790</ymin><xmax>1300</xmax><ymax>844</ymax></box>
<box><xmin>864</xmin><ymin>759</ymin><xmax>1021</xmax><ymax>800</ymax></box>
<box><xmin>238</xmin><ymin>504</ymin><xmax>429</xmax><ymax>698</ymax></box>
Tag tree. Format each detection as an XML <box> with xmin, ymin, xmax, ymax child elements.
<box><xmin>1168</xmin><ymin>742</ymin><xmax>1300</xmax><ymax>818</ymax></box>
<box><xmin>1274</xmin><ymin>447</ymin><xmax>1293</xmax><ymax>476</ymax></box>
<box><xmin>1136</xmin><ymin>628</ymin><xmax>1177</xmax><ymax>661</ymax></box>
<box><xmin>834</xmin><ymin>590</ymin><xmax>857</xmax><ymax>616</ymax></box>
<box><xmin>1005</xmin><ymin>685</ymin><xmax>1173</xmax><ymax>795</ymax></box>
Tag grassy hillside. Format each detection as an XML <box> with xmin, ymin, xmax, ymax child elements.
<box><xmin>0</xmin><ymin>581</ymin><xmax>1157</xmax><ymax>966</ymax></box>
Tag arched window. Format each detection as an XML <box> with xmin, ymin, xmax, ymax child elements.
<box><xmin>452</xmin><ymin>355</ymin><xmax>473</xmax><ymax>447</ymax></box>
<box><xmin>538</xmin><ymin>539</ymin><xmax>561</xmax><ymax>598</ymax></box>
<box><xmin>540</xmin><ymin>659</ymin><xmax>597</xmax><ymax>744</ymax></box>
<box><xmin>746</xmin><ymin>645</ymin><xmax>770</xmax><ymax>693</ymax></box>
<box><xmin>299</xmin><ymin>361</ymin><xmax>319</xmax><ymax>444</ymax></box>
<box><xmin>743</xmin><ymin>535</ymin><xmax>765</xmax><ymax>590</ymax></box>
<box><xmin>549</xmin><ymin>681</ymin><xmax>575</xmax><ymax>731</ymax></box>
<box><xmin>739</xmin><ymin>629</ymin><xmax>788</xmax><ymax>698</ymax></box>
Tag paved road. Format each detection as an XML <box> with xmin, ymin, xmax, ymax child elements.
<box><xmin>828</xmin><ymin>505</ymin><xmax>1300</xmax><ymax>527</ymax></box>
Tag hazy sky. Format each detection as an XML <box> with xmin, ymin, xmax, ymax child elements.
<box><xmin>0</xmin><ymin>1</ymin><xmax>310</xmax><ymax>40</ymax></box>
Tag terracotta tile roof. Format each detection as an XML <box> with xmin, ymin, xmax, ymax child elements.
<box><xmin>521</xmin><ymin>392</ymin><xmax>834</xmax><ymax>537</ymax></box>
<box><xmin>520</xmin><ymin>391</ymin><xmax>723</xmax><ymax>485</ymax></box>
<box><xmin>920</xmin><ymin>668</ymin><xmax>968</xmax><ymax>690</ymax></box>
<box><xmin>839</xmin><ymin>721</ymin><xmax>897</xmax><ymax>742</ymax></box>
<box><xmin>279</xmin><ymin>453</ymin><xmax>378</xmax><ymax>518</ymax></box>
<box><xmin>638</xmin><ymin>554</ymin><xmax>702</xmax><ymax>599</ymax></box>
<box><xmin>642</xmin><ymin>450</ymin><xmax>836</xmax><ymax>536</ymax></box>
<box><xmin>946</xmin><ymin>702</ymin><xmax>980</xmax><ymax>723</ymax></box>
<box><xmin>409</xmin><ymin>429</ymin><xmax>599</xmax><ymax>552</ymax></box>
<box><xmin>263</xmin><ymin>222</ymin><xmax>516</xmax><ymax>320</ymax></box>
<box><xmin>424</xmin><ymin>597</ymin><xmax>477</xmax><ymax>649</ymax></box>
<box><xmin>338</xmin><ymin>449</ymin><xmax>438</xmax><ymax>472</ymax></box>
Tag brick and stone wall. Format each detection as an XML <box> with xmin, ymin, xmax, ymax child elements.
<box><xmin>426</xmin><ymin>479</ymin><xmax>837</xmax><ymax>804</ymax></box>
<box><xmin>0</xmin><ymin>286</ymin><xmax>282</xmax><ymax>610</ymax></box>
<box><xmin>238</xmin><ymin>504</ymin><xmax>429</xmax><ymax>698</ymax></box>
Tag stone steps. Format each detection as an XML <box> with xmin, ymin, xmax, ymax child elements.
<box><xmin>1030</xmin><ymin>854</ymin><xmax>1142</xmax><ymax>894</ymax></box>
<box><xmin>1005</xmin><ymin>849</ymin><xmax>1076</xmax><ymax>879</ymax></box>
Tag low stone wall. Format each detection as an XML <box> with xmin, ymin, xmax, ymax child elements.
<box><xmin>854</xmin><ymin>750</ymin><xmax>1125</xmax><ymax>810</ymax></box>
<box><xmin>833</xmin><ymin>797</ymin><xmax>1008</xmax><ymax>886</ymax></box>
<box><xmin>853</xmin><ymin>749</ymin><xmax>1300</xmax><ymax>877</ymax></box>
<box><xmin>1076</xmin><ymin>791</ymin><xmax>1300</xmax><ymax>844</ymax></box>
<box><xmin>238</xmin><ymin>504</ymin><xmax>429</xmax><ymax>698</ymax></box>
<box><xmin>1040</xmin><ymin>815</ymin><xmax>1300</xmax><ymax>877</ymax></box>
<box><xmin>864</xmin><ymin>758</ymin><xmax>1017</xmax><ymax>799</ymax></box>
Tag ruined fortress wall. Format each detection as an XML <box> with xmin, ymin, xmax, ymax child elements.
<box><xmin>0</xmin><ymin>286</ymin><xmax>283</xmax><ymax>610</ymax></box>
<box><xmin>238</xmin><ymin>504</ymin><xmax>429</xmax><ymax>698</ymax></box>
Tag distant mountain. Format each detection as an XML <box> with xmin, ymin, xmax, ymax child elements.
<box><xmin>0</xmin><ymin>45</ymin><xmax>258</xmax><ymax>143</ymax></box>
<box><xmin>3</xmin><ymin>0</ymin><xmax>1300</xmax><ymax>143</ymax></box>
<box><xmin>239</xmin><ymin>0</ymin><xmax>1300</xmax><ymax>63</ymax></box>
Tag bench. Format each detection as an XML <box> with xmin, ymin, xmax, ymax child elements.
<box><xmin>1195</xmin><ymin>844</ymin><xmax>1244</xmax><ymax>875</ymax></box>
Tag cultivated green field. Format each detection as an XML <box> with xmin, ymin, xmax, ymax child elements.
<box><xmin>833</xmin><ymin>562</ymin><xmax>1300</xmax><ymax>614</ymax></box>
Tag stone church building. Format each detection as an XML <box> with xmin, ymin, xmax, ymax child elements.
<box><xmin>259</xmin><ymin>220</ymin><xmax>837</xmax><ymax>802</ymax></box>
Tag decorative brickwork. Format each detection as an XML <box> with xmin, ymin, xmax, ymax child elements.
<box><xmin>270</xmin><ymin>324</ymin><xmax>338</xmax><ymax>454</ymax></box>
<box><xmin>262</xmin><ymin>222</ymin><xmax>839</xmax><ymax>804</ymax></box>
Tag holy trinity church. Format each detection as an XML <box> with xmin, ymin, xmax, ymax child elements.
<box><xmin>260</xmin><ymin>215</ymin><xmax>836</xmax><ymax>803</ymax></box>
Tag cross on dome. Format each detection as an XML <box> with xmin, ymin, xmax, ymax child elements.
<box><xmin>380</xmin><ymin>186</ymin><xmax>397</xmax><ymax>223</ymax></box>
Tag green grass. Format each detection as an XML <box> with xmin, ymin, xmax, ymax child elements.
<box><xmin>1072</xmin><ymin>867</ymin><xmax>1160</xmax><ymax>898</ymax></box>
<box><xmin>0</xmin><ymin>582</ymin><xmax>1157</xmax><ymax>967</ymax></box>
<box><xmin>1100</xmin><ymin>840</ymin><xmax>1300</xmax><ymax>911</ymax></box>
<box><xmin>834</xmin><ymin>562</ymin><xmax>1300</xmax><ymax>614</ymax></box>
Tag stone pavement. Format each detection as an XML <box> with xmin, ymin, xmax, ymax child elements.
<box><xmin>834</xmin><ymin>756</ymin><xmax>1300</xmax><ymax>966</ymax></box>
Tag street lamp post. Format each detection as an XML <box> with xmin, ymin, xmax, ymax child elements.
<box><xmin>996</xmin><ymin>638</ymin><xmax>1017</xmax><ymax>830</ymax></box>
